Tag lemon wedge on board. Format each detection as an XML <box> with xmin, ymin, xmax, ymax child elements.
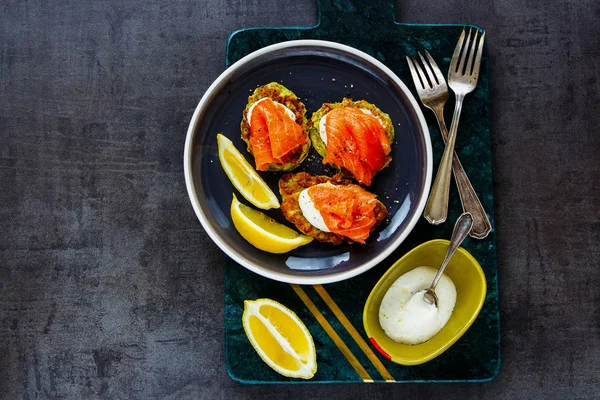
<box><xmin>243</xmin><ymin>298</ymin><xmax>317</xmax><ymax>379</ymax></box>
<box><xmin>230</xmin><ymin>194</ymin><xmax>313</xmax><ymax>253</ymax></box>
<box><xmin>217</xmin><ymin>133</ymin><xmax>280</xmax><ymax>210</ymax></box>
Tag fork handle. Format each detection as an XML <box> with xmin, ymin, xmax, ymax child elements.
<box><xmin>433</xmin><ymin>108</ymin><xmax>492</xmax><ymax>239</ymax></box>
<box><xmin>423</xmin><ymin>95</ymin><xmax>464</xmax><ymax>224</ymax></box>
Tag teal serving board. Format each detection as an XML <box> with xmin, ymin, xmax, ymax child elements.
<box><xmin>224</xmin><ymin>0</ymin><xmax>500</xmax><ymax>383</ymax></box>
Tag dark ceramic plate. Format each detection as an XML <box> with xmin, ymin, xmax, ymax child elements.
<box><xmin>184</xmin><ymin>40</ymin><xmax>432</xmax><ymax>284</ymax></box>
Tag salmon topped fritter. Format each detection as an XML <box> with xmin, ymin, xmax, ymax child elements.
<box><xmin>308</xmin><ymin>98</ymin><xmax>395</xmax><ymax>185</ymax></box>
<box><xmin>279</xmin><ymin>172</ymin><xmax>388</xmax><ymax>245</ymax></box>
<box><xmin>240</xmin><ymin>82</ymin><xmax>311</xmax><ymax>172</ymax></box>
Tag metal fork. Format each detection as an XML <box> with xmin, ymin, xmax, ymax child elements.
<box><xmin>407</xmin><ymin>49</ymin><xmax>491</xmax><ymax>239</ymax></box>
<box><xmin>411</xmin><ymin>29</ymin><xmax>489</xmax><ymax>237</ymax></box>
<box><xmin>407</xmin><ymin>30</ymin><xmax>491</xmax><ymax>238</ymax></box>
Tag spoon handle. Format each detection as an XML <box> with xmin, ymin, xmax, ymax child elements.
<box><xmin>430</xmin><ymin>212</ymin><xmax>474</xmax><ymax>291</ymax></box>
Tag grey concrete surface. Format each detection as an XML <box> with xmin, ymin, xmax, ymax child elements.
<box><xmin>1</xmin><ymin>0</ymin><xmax>599</xmax><ymax>399</ymax></box>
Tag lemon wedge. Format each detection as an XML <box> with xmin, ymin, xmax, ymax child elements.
<box><xmin>243</xmin><ymin>298</ymin><xmax>317</xmax><ymax>379</ymax></box>
<box><xmin>231</xmin><ymin>194</ymin><xmax>313</xmax><ymax>253</ymax></box>
<box><xmin>217</xmin><ymin>133</ymin><xmax>280</xmax><ymax>210</ymax></box>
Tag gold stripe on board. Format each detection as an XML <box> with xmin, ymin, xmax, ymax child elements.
<box><xmin>290</xmin><ymin>284</ymin><xmax>373</xmax><ymax>383</ymax></box>
<box><xmin>313</xmin><ymin>284</ymin><xmax>396</xmax><ymax>382</ymax></box>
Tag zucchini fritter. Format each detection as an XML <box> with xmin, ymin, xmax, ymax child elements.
<box><xmin>279</xmin><ymin>172</ymin><xmax>388</xmax><ymax>245</ymax></box>
<box><xmin>240</xmin><ymin>82</ymin><xmax>311</xmax><ymax>171</ymax></box>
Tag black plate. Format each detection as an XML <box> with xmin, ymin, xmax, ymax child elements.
<box><xmin>184</xmin><ymin>41</ymin><xmax>432</xmax><ymax>284</ymax></box>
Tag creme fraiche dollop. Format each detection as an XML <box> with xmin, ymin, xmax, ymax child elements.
<box><xmin>378</xmin><ymin>266</ymin><xmax>457</xmax><ymax>345</ymax></box>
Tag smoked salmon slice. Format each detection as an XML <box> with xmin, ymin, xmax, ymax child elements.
<box><xmin>306</xmin><ymin>182</ymin><xmax>379</xmax><ymax>244</ymax></box>
<box><xmin>248</xmin><ymin>98</ymin><xmax>308</xmax><ymax>171</ymax></box>
<box><xmin>322</xmin><ymin>107</ymin><xmax>391</xmax><ymax>185</ymax></box>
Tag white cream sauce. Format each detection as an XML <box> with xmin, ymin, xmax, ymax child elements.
<box><xmin>298</xmin><ymin>188</ymin><xmax>330</xmax><ymax>232</ymax></box>
<box><xmin>378</xmin><ymin>266</ymin><xmax>456</xmax><ymax>345</ymax></box>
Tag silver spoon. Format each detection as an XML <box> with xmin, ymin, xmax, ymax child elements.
<box><xmin>423</xmin><ymin>212</ymin><xmax>474</xmax><ymax>306</ymax></box>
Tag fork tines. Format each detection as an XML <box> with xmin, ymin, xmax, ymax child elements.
<box><xmin>450</xmin><ymin>28</ymin><xmax>486</xmax><ymax>78</ymax></box>
<box><xmin>406</xmin><ymin>50</ymin><xmax>447</xmax><ymax>94</ymax></box>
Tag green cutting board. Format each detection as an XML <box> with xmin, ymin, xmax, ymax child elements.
<box><xmin>224</xmin><ymin>0</ymin><xmax>500</xmax><ymax>383</ymax></box>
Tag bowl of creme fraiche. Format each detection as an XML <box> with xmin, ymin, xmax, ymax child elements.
<box><xmin>363</xmin><ymin>239</ymin><xmax>486</xmax><ymax>366</ymax></box>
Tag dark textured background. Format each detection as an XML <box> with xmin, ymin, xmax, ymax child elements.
<box><xmin>0</xmin><ymin>0</ymin><xmax>598</xmax><ymax>399</ymax></box>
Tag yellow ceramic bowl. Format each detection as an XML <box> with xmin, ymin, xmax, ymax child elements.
<box><xmin>363</xmin><ymin>239</ymin><xmax>486</xmax><ymax>366</ymax></box>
